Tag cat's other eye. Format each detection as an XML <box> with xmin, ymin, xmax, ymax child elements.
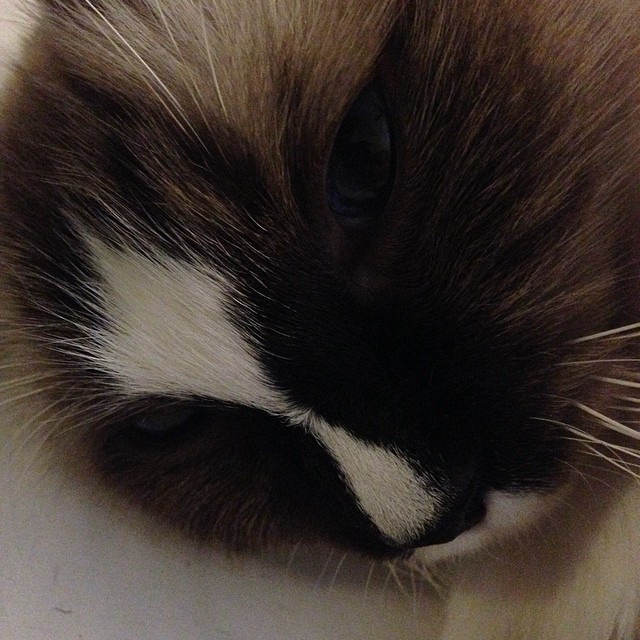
<box><xmin>133</xmin><ymin>405</ymin><xmax>199</xmax><ymax>434</ymax></box>
<box><xmin>326</xmin><ymin>85</ymin><xmax>395</xmax><ymax>219</ymax></box>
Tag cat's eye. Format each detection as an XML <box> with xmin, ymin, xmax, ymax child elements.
<box><xmin>326</xmin><ymin>85</ymin><xmax>395</xmax><ymax>218</ymax></box>
<box><xmin>133</xmin><ymin>405</ymin><xmax>199</xmax><ymax>433</ymax></box>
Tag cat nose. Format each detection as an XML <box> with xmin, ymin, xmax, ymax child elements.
<box><xmin>401</xmin><ymin>485</ymin><xmax>486</xmax><ymax>549</ymax></box>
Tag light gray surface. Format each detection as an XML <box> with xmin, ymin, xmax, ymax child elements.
<box><xmin>0</xmin><ymin>452</ymin><xmax>434</xmax><ymax>640</ymax></box>
<box><xmin>0</xmin><ymin>3</ymin><xmax>437</xmax><ymax>638</ymax></box>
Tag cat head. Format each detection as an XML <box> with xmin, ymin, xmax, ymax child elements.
<box><xmin>1</xmin><ymin>0</ymin><xmax>639</xmax><ymax>557</ymax></box>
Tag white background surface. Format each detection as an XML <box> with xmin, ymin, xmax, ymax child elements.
<box><xmin>0</xmin><ymin>2</ymin><xmax>437</xmax><ymax>638</ymax></box>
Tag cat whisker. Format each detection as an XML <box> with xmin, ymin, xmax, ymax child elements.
<box><xmin>612</xmin><ymin>395</ymin><xmax>640</xmax><ymax>405</ymax></box>
<box><xmin>557</xmin><ymin>359</ymin><xmax>640</xmax><ymax>366</ymax></box>
<box><xmin>596</xmin><ymin>376</ymin><xmax>640</xmax><ymax>390</ymax></box>
<box><xmin>13</xmin><ymin>392</ymin><xmax>118</xmax><ymax>455</ymax></box>
<box><xmin>563</xmin><ymin>459</ymin><xmax>626</xmax><ymax>490</ymax></box>
<box><xmin>559</xmin><ymin>458</ymin><xmax>613</xmax><ymax>492</ymax></box>
<box><xmin>570</xmin><ymin>321</ymin><xmax>640</xmax><ymax>344</ymax></box>
<box><xmin>328</xmin><ymin>552</ymin><xmax>348</xmax><ymax>592</ymax></box>
<box><xmin>561</xmin><ymin>432</ymin><xmax>640</xmax><ymax>461</ymax></box>
<box><xmin>572</xmin><ymin>400</ymin><xmax>640</xmax><ymax>441</ymax></box>
<box><xmin>404</xmin><ymin>558</ymin><xmax>447</xmax><ymax>594</ymax></box>
<box><xmin>0</xmin><ymin>383</ymin><xmax>67</xmax><ymax>410</ymax></box>
<box><xmin>533</xmin><ymin>413</ymin><xmax>640</xmax><ymax>483</ymax></box>
<box><xmin>314</xmin><ymin>547</ymin><xmax>334</xmax><ymax>589</ymax></box>
<box><xmin>384</xmin><ymin>560</ymin><xmax>410</xmax><ymax>597</ymax></box>
<box><xmin>363</xmin><ymin>560</ymin><xmax>376</xmax><ymax>602</ymax></box>
<box><xmin>199</xmin><ymin>1</ymin><xmax>228</xmax><ymax>122</ymax></box>
<box><xmin>581</xmin><ymin>444</ymin><xmax>640</xmax><ymax>483</ymax></box>
<box><xmin>151</xmin><ymin>0</ymin><xmax>216</xmax><ymax>138</ymax></box>
<box><xmin>609</xmin><ymin>405</ymin><xmax>640</xmax><ymax>413</ymax></box>
<box><xmin>0</xmin><ymin>361</ymin><xmax>58</xmax><ymax>371</ymax></box>
<box><xmin>0</xmin><ymin>373</ymin><xmax>61</xmax><ymax>392</ymax></box>
<box><xmin>83</xmin><ymin>0</ymin><xmax>207</xmax><ymax>151</ymax></box>
<box><xmin>9</xmin><ymin>398</ymin><xmax>88</xmax><ymax>473</ymax></box>
<box><xmin>580</xmin><ymin>449</ymin><xmax>640</xmax><ymax>470</ymax></box>
<box><xmin>150</xmin><ymin>0</ymin><xmax>182</xmax><ymax>63</ymax></box>
<box><xmin>538</xmin><ymin>412</ymin><xmax>640</xmax><ymax>457</ymax></box>
<box><xmin>284</xmin><ymin>540</ymin><xmax>301</xmax><ymax>575</ymax></box>
<box><xmin>410</xmin><ymin>563</ymin><xmax>419</xmax><ymax>612</ymax></box>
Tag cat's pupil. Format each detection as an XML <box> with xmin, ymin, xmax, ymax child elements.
<box><xmin>134</xmin><ymin>406</ymin><xmax>198</xmax><ymax>433</ymax></box>
<box><xmin>326</xmin><ymin>85</ymin><xmax>394</xmax><ymax>217</ymax></box>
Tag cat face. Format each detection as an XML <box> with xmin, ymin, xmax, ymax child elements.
<box><xmin>1</xmin><ymin>0</ymin><xmax>638</xmax><ymax>557</ymax></box>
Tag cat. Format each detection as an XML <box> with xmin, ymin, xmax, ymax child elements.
<box><xmin>1</xmin><ymin>0</ymin><xmax>640</xmax><ymax>638</ymax></box>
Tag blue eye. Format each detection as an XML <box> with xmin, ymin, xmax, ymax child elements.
<box><xmin>326</xmin><ymin>85</ymin><xmax>395</xmax><ymax>218</ymax></box>
<box><xmin>134</xmin><ymin>406</ymin><xmax>198</xmax><ymax>433</ymax></box>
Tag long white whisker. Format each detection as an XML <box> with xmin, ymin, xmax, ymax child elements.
<box><xmin>200</xmin><ymin>1</ymin><xmax>228</xmax><ymax>121</ymax></box>
<box><xmin>0</xmin><ymin>384</ymin><xmax>66</xmax><ymax>409</ymax></box>
<box><xmin>384</xmin><ymin>560</ymin><xmax>409</xmax><ymax>597</ymax></box>
<box><xmin>573</xmin><ymin>401</ymin><xmax>640</xmax><ymax>440</ymax></box>
<box><xmin>284</xmin><ymin>541</ymin><xmax>301</xmax><ymax>575</ymax></box>
<box><xmin>83</xmin><ymin>0</ymin><xmax>205</xmax><ymax>150</ymax></box>
<box><xmin>533</xmin><ymin>415</ymin><xmax>640</xmax><ymax>479</ymax></box>
<box><xmin>152</xmin><ymin>0</ymin><xmax>213</xmax><ymax>138</ymax></box>
<box><xmin>363</xmin><ymin>560</ymin><xmax>376</xmax><ymax>601</ymax></box>
<box><xmin>151</xmin><ymin>0</ymin><xmax>183</xmax><ymax>70</ymax></box>
<box><xmin>0</xmin><ymin>361</ymin><xmax>57</xmax><ymax>370</ymax></box>
<box><xmin>559</xmin><ymin>459</ymin><xmax>613</xmax><ymax>491</ymax></box>
<box><xmin>580</xmin><ymin>449</ymin><xmax>640</xmax><ymax>469</ymax></box>
<box><xmin>558</xmin><ymin>359</ymin><xmax>640</xmax><ymax>366</ymax></box>
<box><xmin>561</xmin><ymin>429</ymin><xmax>640</xmax><ymax>461</ymax></box>
<box><xmin>14</xmin><ymin>395</ymin><xmax>126</xmax><ymax>472</ymax></box>
<box><xmin>570</xmin><ymin>321</ymin><xmax>640</xmax><ymax>344</ymax></box>
<box><xmin>610</xmin><ymin>405</ymin><xmax>640</xmax><ymax>413</ymax></box>
<box><xmin>613</xmin><ymin>395</ymin><xmax>640</xmax><ymax>405</ymax></box>
<box><xmin>314</xmin><ymin>548</ymin><xmax>334</xmax><ymax>588</ymax></box>
<box><xmin>597</xmin><ymin>376</ymin><xmax>640</xmax><ymax>389</ymax></box>
<box><xmin>581</xmin><ymin>444</ymin><xmax>640</xmax><ymax>482</ymax></box>
<box><xmin>328</xmin><ymin>552</ymin><xmax>348</xmax><ymax>591</ymax></box>
<box><xmin>11</xmin><ymin>396</ymin><xmax>83</xmax><ymax>466</ymax></box>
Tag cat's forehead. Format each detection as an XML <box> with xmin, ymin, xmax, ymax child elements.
<box><xmin>47</xmin><ymin>0</ymin><xmax>398</xmax><ymax>137</ymax></box>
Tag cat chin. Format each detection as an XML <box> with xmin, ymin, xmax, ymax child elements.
<box><xmin>411</xmin><ymin>490</ymin><xmax>559</xmax><ymax>565</ymax></box>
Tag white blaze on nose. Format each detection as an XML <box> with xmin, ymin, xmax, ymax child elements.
<box><xmin>306</xmin><ymin>415</ymin><xmax>443</xmax><ymax>546</ymax></box>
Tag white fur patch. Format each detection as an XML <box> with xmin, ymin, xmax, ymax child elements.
<box><xmin>304</xmin><ymin>413</ymin><xmax>444</xmax><ymax>546</ymax></box>
<box><xmin>84</xmin><ymin>237</ymin><xmax>285</xmax><ymax>411</ymax></box>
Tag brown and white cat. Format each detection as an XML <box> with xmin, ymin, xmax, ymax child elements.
<box><xmin>1</xmin><ymin>0</ymin><xmax>640</xmax><ymax>638</ymax></box>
